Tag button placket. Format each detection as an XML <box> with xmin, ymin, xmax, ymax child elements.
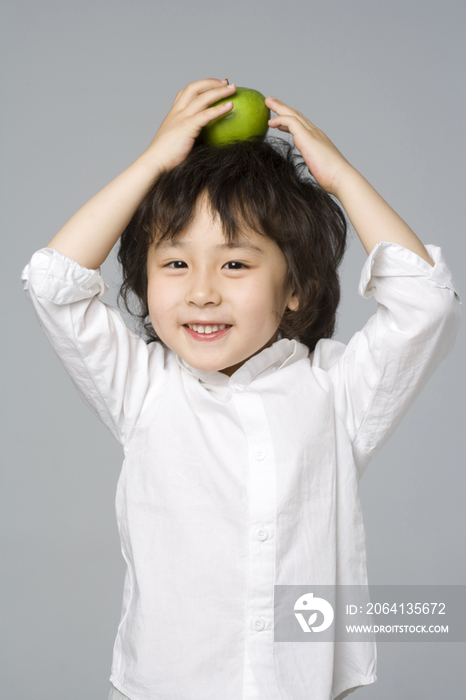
<box><xmin>232</xmin><ymin>390</ymin><xmax>276</xmax><ymax>673</ymax></box>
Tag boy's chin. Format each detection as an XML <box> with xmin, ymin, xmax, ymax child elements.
<box><xmin>185</xmin><ymin>356</ymin><xmax>247</xmax><ymax>377</ymax></box>
<box><xmin>181</xmin><ymin>335</ymin><xmax>281</xmax><ymax>377</ymax></box>
<box><xmin>177</xmin><ymin>349</ymin><xmax>252</xmax><ymax>377</ymax></box>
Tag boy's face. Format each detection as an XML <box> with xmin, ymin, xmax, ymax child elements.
<box><xmin>146</xmin><ymin>193</ymin><xmax>299</xmax><ymax>376</ymax></box>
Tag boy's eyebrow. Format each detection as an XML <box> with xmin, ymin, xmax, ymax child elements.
<box><xmin>216</xmin><ymin>241</ymin><xmax>265</xmax><ymax>255</ymax></box>
<box><xmin>154</xmin><ymin>239</ymin><xmax>266</xmax><ymax>255</ymax></box>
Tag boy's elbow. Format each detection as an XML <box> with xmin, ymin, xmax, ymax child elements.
<box><xmin>447</xmin><ymin>290</ymin><xmax>461</xmax><ymax>337</ymax></box>
<box><xmin>430</xmin><ymin>287</ymin><xmax>462</xmax><ymax>358</ymax></box>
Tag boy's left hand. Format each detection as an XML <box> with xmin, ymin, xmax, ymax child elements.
<box><xmin>265</xmin><ymin>96</ymin><xmax>353</xmax><ymax>197</ymax></box>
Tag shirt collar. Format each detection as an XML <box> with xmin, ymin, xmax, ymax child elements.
<box><xmin>176</xmin><ymin>337</ymin><xmax>309</xmax><ymax>389</ymax></box>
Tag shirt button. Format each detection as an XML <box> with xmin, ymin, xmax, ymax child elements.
<box><xmin>256</xmin><ymin>527</ymin><xmax>269</xmax><ymax>541</ymax></box>
<box><xmin>254</xmin><ymin>449</ymin><xmax>266</xmax><ymax>461</ymax></box>
<box><xmin>252</xmin><ymin>616</ymin><xmax>266</xmax><ymax>632</ymax></box>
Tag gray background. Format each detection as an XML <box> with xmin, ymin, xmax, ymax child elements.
<box><xmin>1</xmin><ymin>1</ymin><xmax>464</xmax><ymax>698</ymax></box>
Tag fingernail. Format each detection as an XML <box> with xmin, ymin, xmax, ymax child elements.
<box><xmin>222</xmin><ymin>78</ymin><xmax>229</xmax><ymax>84</ymax></box>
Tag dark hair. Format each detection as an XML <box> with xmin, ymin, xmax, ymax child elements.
<box><xmin>117</xmin><ymin>136</ymin><xmax>347</xmax><ymax>353</ymax></box>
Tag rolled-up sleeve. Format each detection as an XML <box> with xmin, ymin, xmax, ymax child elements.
<box><xmin>21</xmin><ymin>247</ymin><xmax>166</xmax><ymax>447</ymax></box>
<box><xmin>312</xmin><ymin>242</ymin><xmax>462</xmax><ymax>477</ymax></box>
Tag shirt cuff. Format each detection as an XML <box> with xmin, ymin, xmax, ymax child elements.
<box><xmin>21</xmin><ymin>247</ymin><xmax>109</xmax><ymax>304</ymax></box>
<box><xmin>358</xmin><ymin>242</ymin><xmax>462</xmax><ymax>303</ymax></box>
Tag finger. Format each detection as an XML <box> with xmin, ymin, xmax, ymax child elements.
<box><xmin>173</xmin><ymin>79</ymin><xmax>225</xmax><ymax>107</ymax></box>
<box><xmin>268</xmin><ymin>114</ymin><xmax>309</xmax><ymax>132</ymax></box>
<box><xmin>175</xmin><ymin>78</ymin><xmax>230</xmax><ymax>109</ymax></box>
<box><xmin>267</xmin><ymin>122</ymin><xmax>291</xmax><ymax>133</ymax></box>
<box><xmin>266</xmin><ymin>97</ymin><xmax>305</xmax><ymax>119</ymax></box>
<box><xmin>184</xmin><ymin>83</ymin><xmax>237</xmax><ymax>117</ymax></box>
<box><xmin>191</xmin><ymin>99</ymin><xmax>235</xmax><ymax>129</ymax></box>
<box><xmin>265</xmin><ymin>96</ymin><xmax>297</xmax><ymax>116</ymax></box>
<box><xmin>266</xmin><ymin>97</ymin><xmax>316</xmax><ymax>128</ymax></box>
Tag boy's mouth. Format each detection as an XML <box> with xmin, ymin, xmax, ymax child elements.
<box><xmin>185</xmin><ymin>323</ymin><xmax>231</xmax><ymax>334</ymax></box>
<box><xmin>183</xmin><ymin>324</ymin><xmax>232</xmax><ymax>340</ymax></box>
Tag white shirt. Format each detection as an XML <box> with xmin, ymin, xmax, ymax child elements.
<box><xmin>21</xmin><ymin>242</ymin><xmax>461</xmax><ymax>700</ymax></box>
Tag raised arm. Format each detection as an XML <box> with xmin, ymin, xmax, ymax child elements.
<box><xmin>328</xmin><ymin>166</ymin><xmax>434</xmax><ymax>266</ymax></box>
<box><xmin>46</xmin><ymin>78</ymin><xmax>237</xmax><ymax>270</ymax></box>
<box><xmin>265</xmin><ymin>96</ymin><xmax>434</xmax><ymax>266</ymax></box>
<box><xmin>46</xmin><ymin>153</ymin><xmax>165</xmax><ymax>270</ymax></box>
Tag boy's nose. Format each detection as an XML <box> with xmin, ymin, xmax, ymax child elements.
<box><xmin>186</xmin><ymin>274</ymin><xmax>222</xmax><ymax>306</ymax></box>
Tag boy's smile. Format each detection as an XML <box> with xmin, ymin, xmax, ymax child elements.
<box><xmin>146</xmin><ymin>192</ymin><xmax>299</xmax><ymax>376</ymax></box>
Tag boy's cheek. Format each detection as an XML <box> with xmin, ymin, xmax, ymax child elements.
<box><xmin>148</xmin><ymin>305</ymin><xmax>178</xmax><ymax>332</ymax></box>
<box><xmin>147</xmin><ymin>280</ymin><xmax>178</xmax><ymax>312</ymax></box>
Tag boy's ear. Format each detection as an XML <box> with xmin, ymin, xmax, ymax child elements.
<box><xmin>287</xmin><ymin>292</ymin><xmax>299</xmax><ymax>312</ymax></box>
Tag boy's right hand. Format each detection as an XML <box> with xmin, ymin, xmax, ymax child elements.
<box><xmin>145</xmin><ymin>78</ymin><xmax>236</xmax><ymax>173</ymax></box>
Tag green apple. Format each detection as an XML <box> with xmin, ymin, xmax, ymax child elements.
<box><xmin>201</xmin><ymin>87</ymin><xmax>270</xmax><ymax>147</ymax></box>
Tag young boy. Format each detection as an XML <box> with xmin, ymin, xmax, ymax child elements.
<box><xmin>21</xmin><ymin>78</ymin><xmax>461</xmax><ymax>700</ymax></box>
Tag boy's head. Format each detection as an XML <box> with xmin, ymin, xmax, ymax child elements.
<box><xmin>118</xmin><ymin>138</ymin><xmax>347</xmax><ymax>374</ymax></box>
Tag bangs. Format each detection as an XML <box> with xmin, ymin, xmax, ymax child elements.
<box><xmin>149</xmin><ymin>188</ymin><xmax>271</xmax><ymax>252</ymax></box>
<box><xmin>146</xmin><ymin>138</ymin><xmax>296</xmax><ymax>249</ymax></box>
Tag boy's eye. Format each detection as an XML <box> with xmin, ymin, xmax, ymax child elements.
<box><xmin>165</xmin><ymin>261</ymin><xmax>248</xmax><ymax>270</ymax></box>
<box><xmin>223</xmin><ymin>261</ymin><xmax>248</xmax><ymax>270</ymax></box>
<box><xmin>165</xmin><ymin>261</ymin><xmax>187</xmax><ymax>268</ymax></box>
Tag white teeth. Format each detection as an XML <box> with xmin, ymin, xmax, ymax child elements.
<box><xmin>187</xmin><ymin>324</ymin><xmax>227</xmax><ymax>334</ymax></box>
